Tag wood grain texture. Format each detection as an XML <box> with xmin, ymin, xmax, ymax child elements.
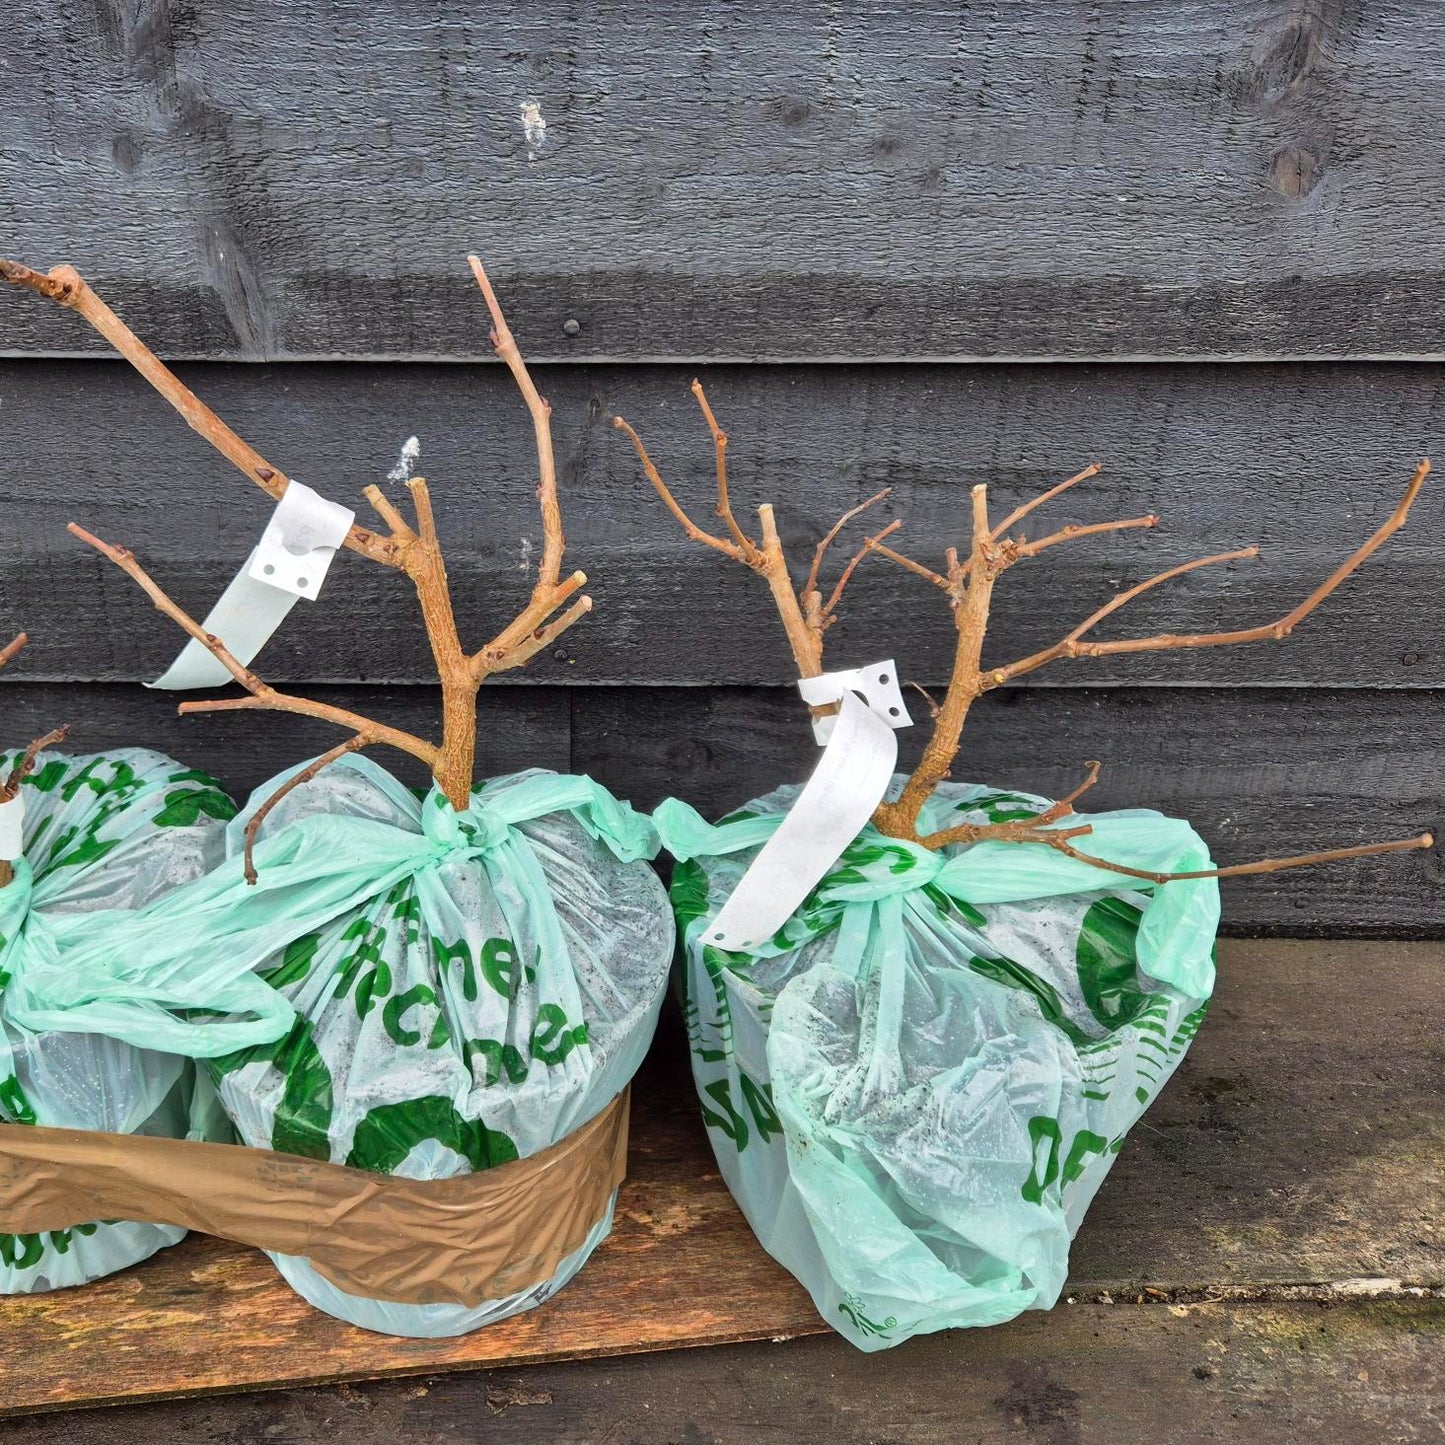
<box><xmin>15</xmin><ymin>1302</ymin><xmax>1444</xmax><ymax>1445</ymax></box>
<box><xmin>0</xmin><ymin>683</ymin><xmax>570</xmax><ymax>800</ymax></box>
<box><xmin>0</xmin><ymin>359</ymin><xmax>1437</xmax><ymax>687</ymax></box>
<box><xmin>0</xmin><ymin>680</ymin><xmax>1436</xmax><ymax>933</ymax></box>
<box><xmin>0</xmin><ymin>939</ymin><xmax>1441</xmax><ymax>1418</ymax></box>
<box><xmin>4</xmin><ymin>2</ymin><xmax>1445</xmax><ymax>361</ymax></box>
<box><xmin>573</xmin><ymin>685</ymin><xmax>1445</xmax><ymax>936</ymax></box>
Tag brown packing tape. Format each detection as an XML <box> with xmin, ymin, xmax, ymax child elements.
<box><xmin>0</xmin><ymin>1089</ymin><xmax>628</xmax><ymax>1308</ymax></box>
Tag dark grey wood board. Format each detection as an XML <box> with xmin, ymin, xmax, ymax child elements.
<box><xmin>5</xmin><ymin>2</ymin><xmax>1445</xmax><ymax>361</ymax></box>
<box><xmin>10</xmin><ymin>1301</ymin><xmax>1441</xmax><ymax>1445</ymax></box>
<box><xmin>573</xmin><ymin>684</ymin><xmax>1445</xmax><ymax>936</ymax></box>
<box><xmin>0</xmin><ymin>681</ymin><xmax>1437</xmax><ymax>934</ymax></box>
<box><xmin>0</xmin><ymin>358</ymin><xmax>1438</xmax><ymax>687</ymax></box>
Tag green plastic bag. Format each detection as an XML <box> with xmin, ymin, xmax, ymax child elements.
<box><xmin>655</xmin><ymin>777</ymin><xmax>1219</xmax><ymax>1351</ymax></box>
<box><xmin>8</xmin><ymin>754</ymin><xmax>674</xmax><ymax>1334</ymax></box>
<box><xmin>0</xmin><ymin>747</ymin><xmax>236</xmax><ymax>1292</ymax></box>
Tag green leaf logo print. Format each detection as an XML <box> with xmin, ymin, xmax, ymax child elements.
<box><xmin>839</xmin><ymin>1293</ymin><xmax>897</xmax><ymax>1339</ymax></box>
<box><xmin>153</xmin><ymin>786</ymin><xmax>238</xmax><ymax>829</ymax></box>
<box><xmin>1076</xmin><ymin>896</ymin><xmax>1152</xmax><ymax>1031</ymax></box>
<box><xmin>210</xmin><ymin>1018</ymin><xmax>334</xmax><ymax>1161</ymax></box>
<box><xmin>347</xmin><ymin>1096</ymin><xmax>519</xmax><ymax>1173</ymax></box>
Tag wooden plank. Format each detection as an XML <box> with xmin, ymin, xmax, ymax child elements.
<box><xmin>6</xmin><ymin>3</ymin><xmax>1445</xmax><ymax>361</ymax></box>
<box><xmin>0</xmin><ymin>358</ymin><xmax>1437</xmax><ymax>687</ymax></box>
<box><xmin>1</xmin><ymin>938</ymin><xmax>1441</xmax><ymax>1416</ymax></box>
<box><xmin>24</xmin><ymin>1301</ymin><xmax>1444</xmax><ymax>1445</ymax></box>
<box><xmin>0</xmin><ymin>680</ymin><xmax>1437</xmax><ymax>934</ymax></box>
<box><xmin>0</xmin><ymin>683</ymin><xmax>570</xmax><ymax>799</ymax></box>
<box><xmin>572</xmin><ymin>685</ymin><xmax>1445</xmax><ymax>935</ymax></box>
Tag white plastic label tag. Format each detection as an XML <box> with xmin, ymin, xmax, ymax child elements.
<box><xmin>245</xmin><ymin>482</ymin><xmax>355</xmax><ymax>599</ymax></box>
<box><xmin>150</xmin><ymin>483</ymin><xmax>355</xmax><ymax>691</ymax></box>
<box><xmin>0</xmin><ymin>791</ymin><xmax>24</xmax><ymax>861</ymax></box>
<box><xmin>798</xmin><ymin>659</ymin><xmax>912</xmax><ymax>744</ymax></box>
<box><xmin>705</xmin><ymin>691</ymin><xmax>900</xmax><ymax>952</ymax></box>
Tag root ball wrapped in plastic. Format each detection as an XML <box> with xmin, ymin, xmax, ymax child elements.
<box><xmin>199</xmin><ymin>757</ymin><xmax>671</xmax><ymax>1335</ymax></box>
<box><xmin>617</xmin><ymin>381</ymin><xmax>1433</xmax><ymax>1349</ymax></box>
<box><xmin>0</xmin><ymin>741</ymin><xmax>235</xmax><ymax>1292</ymax></box>
<box><xmin>657</xmin><ymin>781</ymin><xmax>1216</xmax><ymax>1349</ymax></box>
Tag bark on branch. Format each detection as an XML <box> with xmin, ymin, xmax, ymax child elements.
<box><xmin>3</xmin><ymin>254</ymin><xmax>587</xmax><ymax>827</ymax></box>
<box><xmin>869</xmin><ymin>459</ymin><xmax>1434</xmax><ymax>883</ymax></box>
<box><xmin>614</xmin><ymin>382</ymin><xmax>893</xmax><ymax>687</ymax></box>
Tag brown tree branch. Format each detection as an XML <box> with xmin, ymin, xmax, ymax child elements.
<box><xmin>690</xmin><ymin>379</ymin><xmax>753</xmax><ymax>553</ymax></box>
<box><xmin>617</xmin><ymin>391</ymin><xmax>898</xmax><ymax>685</ymax></box>
<box><xmin>1034</xmin><ymin>829</ymin><xmax>1434</xmax><ymax>884</ymax></box>
<box><xmin>467</xmin><ymin>255</ymin><xmax>564</xmax><ymax>592</ymax></box>
<box><xmin>3</xmin><ymin>725</ymin><xmax>71</xmax><ymax>799</ymax></box>
<box><xmin>805</xmin><ymin>489</ymin><xmax>892</xmax><ymax>601</ymax></box>
<box><xmin>0</xmin><ymin>633</ymin><xmax>27</xmax><ymax>671</ymax></box>
<box><xmin>1012</xmin><ymin>513</ymin><xmax>1159</xmax><ymax>560</ymax></box>
<box><xmin>464</xmin><ymin>259</ymin><xmax>594</xmax><ymax>687</ymax></box>
<box><xmin>0</xmin><ymin>259</ymin><xmax>401</xmax><ymax>568</ymax></box>
<box><xmin>0</xmin><ymin>718</ymin><xmax>71</xmax><ymax>889</ymax></box>
<box><xmin>10</xmin><ymin>255</ymin><xmax>588</xmax><ymax>812</ymax></box>
<box><xmin>990</xmin><ymin>462</ymin><xmax>1102</xmax><ymax>542</ymax></box>
<box><xmin>990</xmin><ymin>547</ymin><xmax>1260</xmax><ymax>686</ymax></box>
<box><xmin>820</xmin><ymin>519</ymin><xmax>902</xmax><ymax>624</ymax></box>
<box><xmin>612</xmin><ymin>415</ymin><xmax>753</xmax><ymax>561</ymax></box>
<box><xmin>864</xmin><ymin>539</ymin><xmax>952</xmax><ymax>594</ymax></box>
<box><xmin>243</xmin><ymin>734</ymin><xmax>371</xmax><ymax>885</ymax></box>
<box><xmin>990</xmin><ymin>461</ymin><xmax>1429</xmax><ymax>689</ymax></box>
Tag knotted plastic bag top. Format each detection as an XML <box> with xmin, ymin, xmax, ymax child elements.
<box><xmin>655</xmin><ymin>778</ymin><xmax>1219</xmax><ymax>1351</ymax></box>
<box><xmin>201</xmin><ymin>756</ymin><xmax>674</xmax><ymax>1178</ymax></box>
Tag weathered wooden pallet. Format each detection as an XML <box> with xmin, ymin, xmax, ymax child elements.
<box><xmin>2</xmin><ymin>938</ymin><xmax>1440</xmax><ymax>1421</ymax></box>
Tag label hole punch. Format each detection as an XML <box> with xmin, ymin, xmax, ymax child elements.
<box><xmin>889</xmin><ymin>706</ymin><xmax>900</xmax><ymax>716</ymax></box>
<box><xmin>879</xmin><ymin>672</ymin><xmax>890</xmax><ymax>684</ymax></box>
<box><xmin>149</xmin><ymin>480</ymin><xmax>356</xmax><ymax>692</ymax></box>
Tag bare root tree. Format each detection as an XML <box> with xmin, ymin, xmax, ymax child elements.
<box><xmin>0</xmin><ymin>632</ymin><xmax>71</xmax><ymax>888</ymax></box>
<box><xmin>617</xmin><ymin>382</ymin><xmax>1434</xmax><ymax>886</ymax></box>
<box><xmin>614</xmin><ymin>382</ymin><xmax>898</xmax><ymax>723</ymax></box>
<box><xmin>1</xmin><ymin>256</ymin><xmax>590</xmax><ymax>882</ymax></box>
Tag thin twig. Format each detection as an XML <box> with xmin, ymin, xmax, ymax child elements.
<box><xmin>362</xmin><ymin>484</ymin><xmax>417</xmax><ymax>544</ymax></box>
<box><xmin>1031</xmin><ymin>759</ymin><xmax>1103</xmax><ymax>825</ymax></box>
<box><xmin>990</xmin><ymin>462</ymin><xmax>1102</xmax><ymax>542</ymax></box>
<box><xmin>864</xmin><ymin>538</ymin><xmax>951</xmax><ymax>593</ymax></box>
<box><xmin>1041</xmin><ymin>830</ymin><xmax>1434</xmax><ymax>885</ymax></box>
<box><xmin>3</xmin><ymin>725</ymin><xmax>71</xmax><ymax>798</ymax></box>
<box><xmin>906</xmin><ymin>680</ymin><xmax>941</xmax><ymax>718</ymax></box>
<box><xmin>991</xmin><ymin>548</ymin><xmax>1258</xmax><ymax>685</ymax></box>
<box><xmin>243</xmin><ymin>735</ymin><xmax>370</xmax><ymax>885</ymax></box>
<box><xmin>690</xmin><ymin>380</ymin><xmax>753</xmax><ymax>553</ymax></box>
<box><xmin>467</xmin><ymin>255</ymin><xmax>563</xmax><ymax>593</ymax></box>
<box><xmin>1013</xmin><ymin>514</ymin><xmax>1159</xmax><ymax>560</ymax></box>
<box><xmin>805</xmin><ymin>488</ymin><xmax>892</xmax><ymax>601</ymax></box>
<box><xmin>612</xmin><ymin>415</ymin><xmax>749</xmax><ymax>559</ymax></box>
<box><xmin>822</xmin><ymin>519</ymin><xmax>902</xmax><ymax>621</ymax></box>
<box><xmin>0</xmin><ymin>633</ymin><xmax>27</xmax><ymax>671</ymax></box>
<box><xmin>994</xmin><ymin>462</ymin><xmax>1430</xmax><ymax>686</ymax></box>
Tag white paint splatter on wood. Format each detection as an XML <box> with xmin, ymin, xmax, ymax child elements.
<box><xmin>520</xmin><ymin>101</ymin><xmax>547</xmax><ymax>161</ymax></box>
<box><xmin>387</xmin><ymin>435</ymin><xmax>421</xmax><ymax>483</ymax></box>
